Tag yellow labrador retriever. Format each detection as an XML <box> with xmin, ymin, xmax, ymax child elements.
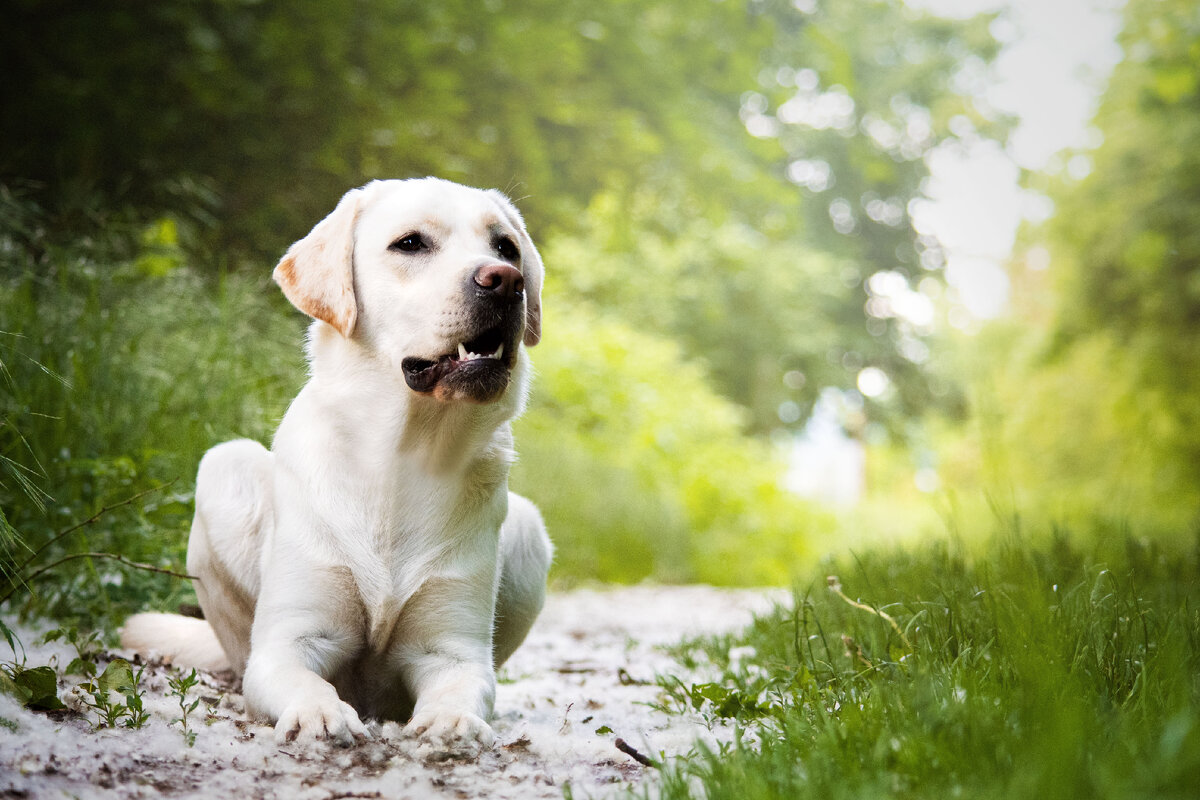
<box><xmin>121</xmin><ymin>178</ymin><xmax>553</xmax><ymax>751</ymax></box>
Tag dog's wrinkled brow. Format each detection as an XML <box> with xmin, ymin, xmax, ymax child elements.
<box><xmin>408</xmin><ymin>217</ymin><xmax>452</xmax><ymax>239</ymax></box>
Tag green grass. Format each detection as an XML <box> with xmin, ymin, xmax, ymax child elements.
<box><xmin>648</xmin><ymin>526</ymin><xmax>1200</xmax><ymax>799</ymax></box>
<box><xmin>1</xmin><ymin>189</ymin><xmax>306</xmax><ymax>629</ymax></box>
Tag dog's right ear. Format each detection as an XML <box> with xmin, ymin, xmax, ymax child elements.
<box><xmin>486</xmin><ymin>189</ymin><xmax>543</xmax><ymax>347</ymax></box>
<box><xmin>273</xmin><ymin>188</ymin><xmax>363</xmax><ymax>338</ymax></box>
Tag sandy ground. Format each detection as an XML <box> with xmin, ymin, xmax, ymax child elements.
<box><xmin>0</xmin><ymin>585</ymin><xmax>786</xmax><ymax>799</ymax></box>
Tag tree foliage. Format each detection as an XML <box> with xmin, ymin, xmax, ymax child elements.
<box><xmin>933</xmin><ymin>0</ymin><xmax>1200</xmax><ymax>528</ymax></box>
<box><xmin>1</xmin><ymin>0</ymin><xmax>770</xmax><ymax>250</ymax></box>
<box><xmin>512</xmin><ymin>296</ymin><xmax>831</xmax><ymax>584</ymax></box>
<box><xmin>2</xmin><ymin>0</ymin><xmax>1007</xmax><ymax>433</ymax></box>
<box><xmin>1025</xmin><ymin>0</ymin><xmax>1200</xmax><ymax>516</ymax></box>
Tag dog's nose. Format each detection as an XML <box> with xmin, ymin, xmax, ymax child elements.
<box><xmin>473</xmin><ymin>263</ymin><xmax>524</xmax><ymax>300</ymax></box>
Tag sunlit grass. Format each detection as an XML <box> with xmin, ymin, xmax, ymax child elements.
<box><xmin>647</xmin><ymin>525</ymin><xmax>1200</xmax><ymax>799</ymax></box>
<box><xmin>1</xmin><ymin>195</ymin><xmax>306</xmax><ymax>627</ymax></box>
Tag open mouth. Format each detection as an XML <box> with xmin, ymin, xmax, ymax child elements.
<box><xmin>400</xmin><ymin>324</ymin><xmax>515</xmax><ymax>400</ymax></box>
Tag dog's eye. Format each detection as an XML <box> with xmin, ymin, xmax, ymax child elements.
<box><xmin>389</xmin><ymin>233</ymin><xmax>427</xmax><ymax>253</ymax></box>
<box><xmin>494</xmin><ymin>236</ymin><xmax>520</xmax><ymax>262</ymax></box>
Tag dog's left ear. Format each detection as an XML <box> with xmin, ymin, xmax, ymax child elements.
<box><xmin>273</xmin><ymin>187</ymin><xmax>364</xmax><ymax>338</ymax></box>
<box><xmin>487</xmin><ymin>190</ymin><xmax>543</xmax><ymax>347</ymax></box>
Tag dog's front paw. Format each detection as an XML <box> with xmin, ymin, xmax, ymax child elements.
<box><xmin>275</xmin><ymin>695</ymin><xmax>369</xmax><ymax>746</ymax></box>
<box><xmin>404</xmin><ymin>708</ymin><xmax>495</xmax><ymax>753</ymax></box>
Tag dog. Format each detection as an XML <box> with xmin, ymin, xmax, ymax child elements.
<box><xmin>121</xmin><ymin>178</ymin><xmax>553</xmax><ymax>751</ymax></box>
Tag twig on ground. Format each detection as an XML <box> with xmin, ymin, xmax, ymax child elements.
<box><xmin>615</xmin><ymin>738</ymin><xmax>657</xmax><ymax>768</ymax></box>
<box><xmin>617</xmin><ymin>667</ymin><xmax>649</xmax><ymax>685</ymax></box>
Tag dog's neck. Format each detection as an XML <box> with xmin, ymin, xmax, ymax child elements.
<box><xmin>303</xmin><ymin>321</ymin><xmax>524</xmax><ymax>475</ymax></box>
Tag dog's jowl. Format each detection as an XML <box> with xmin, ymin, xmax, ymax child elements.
<box><xmin>121</xmin><ymin>178</ymin><xmax>553</xmax><ymax>750</ymax></box>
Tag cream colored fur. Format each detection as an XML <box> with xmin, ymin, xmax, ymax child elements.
<box><xmin>121</xmin><ymin>178</ymin><xmax>553</xmax><ymax>751</ymax></box>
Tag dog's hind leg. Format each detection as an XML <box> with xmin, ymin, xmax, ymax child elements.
<box><xmin>492</xmin><ymin>492</ymin><xmax>553</xmax><ymax>668</ymax></box>
<box><xmin>186</xmin><ymin>438</ymin><xmax>273</xmax><ymax>672</ymax></box>
<box><xmin>121</xmin><ymin>439</ymin><xmax>272</xmax><ymax>673</ymax></box>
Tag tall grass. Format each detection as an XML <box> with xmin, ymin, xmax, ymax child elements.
<box><xmin>0</xmin><ymin>188</ymin><xmax>305</xmax><ymax>627</ymax></box>
<box><xmin>649</xmin><ymin>525</ymin><xmax>1200</xmax><ymax>799</ymax></box>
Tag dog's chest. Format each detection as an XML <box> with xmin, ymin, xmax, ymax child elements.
<box><xmin>346</xmin><ymin>462</ymin><xmax>506</xmax><ymax>647</ymax></box>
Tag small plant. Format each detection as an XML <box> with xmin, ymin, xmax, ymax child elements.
<box><xmin>0</xmin><ymin>620</ymin><xmax>64</xmax><ymax>712</ymax></box>
<box><xmin>77</xmin><ymin>658</ymin><xmax>149</xmax><ymax>729</ymax></box>
<box><xmin>0</xmin><ymin>661</ymin><xmax>64</xmax><ymax>712</ymax></box>
<box><xmin>40</xmin><ymin>626</ymin><xmax>103</xmax><ymax>678</ymax></box>
<box><xmin>682</xmin><ymin>681</ymin><xmax>773</xmax><ymax>721</ymax></box>
<box><xmin>167</xmin><ymin>667</ymin><xmax>202</xmax><ymax>746</ymax></box>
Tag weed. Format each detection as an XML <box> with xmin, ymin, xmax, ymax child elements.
<box><xmin>76</xmin><ymin>658</ymin><xmax>149</xmax><ymax>730</ymax></box>
<box><xmin>1</xmin><ymin>191</ymin><xmax>303</xmax><ymax>629</ymax></box>
<box><xmin>167</xmin><ymin>667</ymin><xmax>202</xmax><ymax>747</ymax></box>
<box><xmin>0</xmin><ymin>620</ymin><xmax>64</xmax><ymax>712</ymax></box>
<box><xmin>0</xmin><ymin>662</ymin><xmax>64</xmax><ymax>712</ymax></box>
<box><xmin>41</xmin><ymin>626</ymin><xmax>103</xmax><ymax>678</ymax></box>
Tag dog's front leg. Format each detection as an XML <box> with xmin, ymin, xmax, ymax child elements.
<box><xmin>243</xmin><ymin>563</ymin><xmax>369</xmax><ymax>746</ymax></box>
<box><xmin>392</xmin><ymin>572</ymin><xmax>499</xmax><ymax>750</ymax></box>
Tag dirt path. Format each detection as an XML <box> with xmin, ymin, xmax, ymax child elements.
<box><xmin>1</xmin><ymin>585</ymin><xmax>786</xmax><ymax>799</ymax></box>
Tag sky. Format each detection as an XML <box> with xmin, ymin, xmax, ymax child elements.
<box><xmin>906</xmin><ymin>0</ymin><xmax>1126</xmax><ymax>320</ymax></box>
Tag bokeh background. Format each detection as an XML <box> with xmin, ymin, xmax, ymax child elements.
<box><xmin>2</xmin><ymin>0</ymin><xmax>1197</xmax><ymax>626</ymax></box>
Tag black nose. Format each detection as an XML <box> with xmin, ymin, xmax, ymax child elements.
<box><xmin>473</xmin><ymin>263</ymin><xmax>524</xmax><ymax>300</ymax></box>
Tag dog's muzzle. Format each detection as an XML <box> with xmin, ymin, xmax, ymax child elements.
<box><xmin>400</xmin><ymin>263</ymin><xmax>524</xmax><ymax>403</ymax></box>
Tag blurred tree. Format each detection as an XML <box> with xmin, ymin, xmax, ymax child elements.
<box><xmin>1036</xmin><ymin>0</ymin><xmax>1200</xmax><ymax>508</ymax></box>
<box><xmin>0</xmin><ymin>0</ymin><xmax>769</xmax><ymax>249</ymax></box>
<box><xmin>1</xmin><ymin>0</ymin><xmax>1006</xmax><ymax>433</ymax></box>
<box><xmin>749</xmin><ymin>0</ymin><xmax>1005</xmax><ymax>428</ymax></box>
<box><xmin>940</xmin><ymin>0</ymin><xmax>1200</xmax><ymax>528</ymax></box>
<box><xmin>511</xmin><ymin>297</ymin><xmax>830</xmax><ymax>585</ymax></box>
<box><xmin>546</xmin><ymin>1</ymin><xmax>1007</xmax><ymax>431</ymax></box>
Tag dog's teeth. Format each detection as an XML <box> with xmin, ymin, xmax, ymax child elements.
<box><xmin>456</xmin><ymin>342</ymin><xmax>504</xmax><ymax>362</ymax></box>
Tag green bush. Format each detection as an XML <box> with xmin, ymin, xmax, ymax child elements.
<box><xmin>926</xmin><ymin>319</ymin><xmax>1200</xmax><ymax>540</ymax></box>
<box><xmin>513</xmin><ymin>296</ymin><xmax>833</xmax><ymax>585</ymax></box>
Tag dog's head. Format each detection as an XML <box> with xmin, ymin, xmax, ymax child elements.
<box><xmin>273</xmin><ymin>178</ymin><xmax>544</xmax><ymax>404</ymax></box>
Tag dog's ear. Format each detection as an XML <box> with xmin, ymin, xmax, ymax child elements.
<box><xmin>487</xmin><ymin>190</ymin><xmax>543</xmax><ymax>347</ymax></box>
<box><xmin>273</xmin><ymin>187</ymin><xmax>364</xmax><ymax>338</ymax></box>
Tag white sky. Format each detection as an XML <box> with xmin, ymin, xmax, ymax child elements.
<box><xmin>906</xmin><ymin>0</ymin><xmax>1125</xmax><ymax>319</ymax></box>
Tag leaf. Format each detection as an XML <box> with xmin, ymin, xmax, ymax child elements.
<box><xmin>65</xmin><ymin>657</ymin><xmax>95</xmax><ymax>678</ymax></box>
<box><xmin>690</xmin><ymin>682</ymin><xmax>733</xmax><ymax>710</ymax></box>
<box><xmin>0</xmin><ymin>670</ymin><xmax>31</xmax><ymax>705</ymax></box>
<box><xmin>12</xmin><ymin>666</ymin><xmax>65</xmax><ymax>711</ymax></box>
<box><xmin>595</xmin><ymin>725</ymin><xmax>614</xmax><ymax>735</ymax></box>
<box><xmin>687</xmin><ymin>682</ymin><xmax>769</xmax><ymax>719</ymax></box>
<box><xmin>97</xmin><ymin>659</ymin><xmax>135</xmax><ymax>695</ymax></box>
<box><xmin>0</xmin><ymin>619</ymin><xmax>19</xmax><ymax>654</ymax></box>
<box><xmin>38</xmin><ymin>627</ymin><xmax>68</xmax><ymax>645</ymax></box>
